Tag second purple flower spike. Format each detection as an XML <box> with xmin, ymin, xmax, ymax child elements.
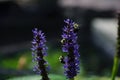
<box><xmin>60</xmin><ymin>19</ymin><xmax>80</xmax><ymax>79</ymax></box>
<box><xmin>31</xmin><ymin>28</ymin><xmax>49</xmax><ymax>80</ymax></box>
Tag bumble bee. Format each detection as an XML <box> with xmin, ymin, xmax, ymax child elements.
<box><xmin>73</xmin><ymin>23</ymin><xmax>79</xmax><ymax>33</ymax></box>
<box><xmin>59</xmin><ymin>56</ymin><xmax>65</xmax><ymax>64</ymax></box>
<box><xmin>61</xmin><ymin>39</ymin><xmax>66</xmax><ymax>44</ymax></box>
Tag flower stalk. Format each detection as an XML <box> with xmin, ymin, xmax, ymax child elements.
<box><xmin>60</xmin><ymin>19</ymin><xmax>80</xmax><ymax>80</ymax></box>
<box><xmin>32</xmin><ymin>28</ymin><xmax>50</xmax><ymax>80</ymax></box>
<box><xmin>111</xmin><ymin>12</ymin><xmax>120</xmax><ymax>80</ymax></box>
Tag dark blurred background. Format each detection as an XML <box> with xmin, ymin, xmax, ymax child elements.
<box><xmin>0</xmin><ymin>0</ymin><xmax>120</xmax><ymax>80</ymax></box>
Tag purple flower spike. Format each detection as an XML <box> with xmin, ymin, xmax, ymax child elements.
<box><xmin>31</xmin><ymin>28</ymin><xmax>49</xmax><ymax>80</ymax></box>
<box><xmin>61</xmin><ymin>19</ymin><xmax>80</xmax><ymax>79</ymax></box>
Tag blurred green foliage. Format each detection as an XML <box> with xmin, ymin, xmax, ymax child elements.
<box><xmin>8</xmin><ymin>74</ymin><xmax>66</xmax><ymax>80</ymax></box>
<box><xmin>0</xmin><ymin>45</ymin><xmax>114</xmax><ymax>80</ymax></box>
<box><xmin>8</xmin><ymin>74</ymin><xmax>120</xmax><ymax>80</ymax></box>
<box><xmin>0</xmin><ymin>46</ymin><xmax>66</xmax><ymax>79</ymax></box>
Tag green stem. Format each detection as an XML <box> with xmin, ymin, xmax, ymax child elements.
<box><xmin>111</xmin><ymin>55</ymin><xmax>119</xmax><ymax>80</ymax></box>
<box><xmin>69</xmin><ymin>78</ymin><xmax>74</xmax><ymax>80</ymax></box>
<box><xmin>111</xmin><ymin>12</ymin><xmax>120</xmax><ymax>80</ymax></box>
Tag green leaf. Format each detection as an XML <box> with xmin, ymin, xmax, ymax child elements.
<box><xmin>8</xmin><ymin>74</ymin><xmax>66</xmax><ymax>80</ymax></box>
<box><xmin>6</xmin><ymin>74</ymin><xmax>120</xmax><ymax>80</ymax></box>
